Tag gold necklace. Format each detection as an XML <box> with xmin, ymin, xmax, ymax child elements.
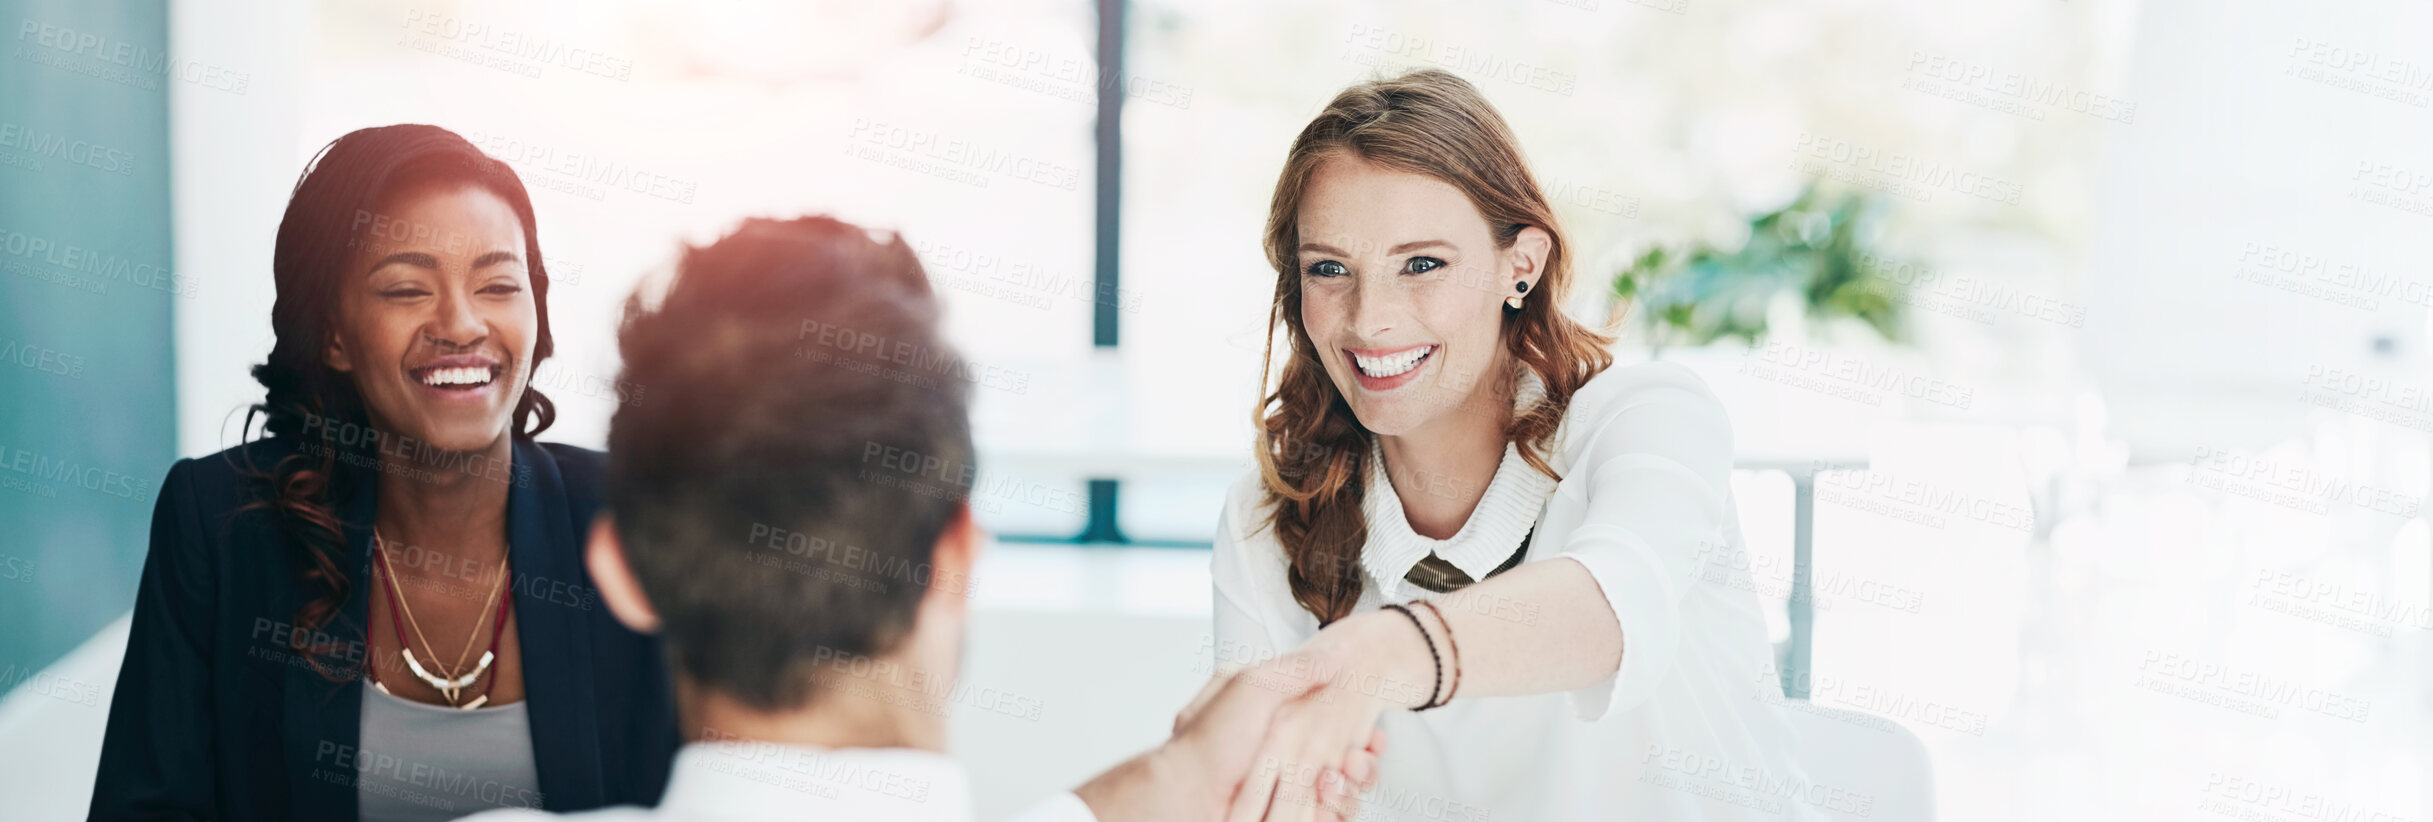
<box><xmin>373</xmin><ymin>529</ymin><xmax>508</xmax><ymax>707</ymax></box>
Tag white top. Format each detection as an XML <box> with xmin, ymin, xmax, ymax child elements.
<box><xmin>456</xmin><ymin>742</ymin><xmax>1096</xmax><ymax>822</ymax></box>
<box><xmin>1211</xmin><ymin>361</ymin><xmax>1829</xmax><ymax>821</ymax></box>
<box><xmin>356</xmin><ymin>685</ymin><xmax>542</xmax><ymax>822</ymax></box>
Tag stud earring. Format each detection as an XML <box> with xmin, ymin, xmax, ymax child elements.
<box><xmin>1506</xmin><ymin>280</ymin><xmax>1529</xmax><ymax>310</ymax></box>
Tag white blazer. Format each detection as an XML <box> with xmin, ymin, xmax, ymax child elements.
<box><xmin>1212</xmin><ymin>361</ymin><xmax>1838</xmax><ymax>821</ymax></box>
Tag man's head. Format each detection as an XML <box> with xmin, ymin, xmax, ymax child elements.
<box><xmin>588</xmin><ymin>216</ymin><xmax>980</xmax><ymax>712</ymax></box>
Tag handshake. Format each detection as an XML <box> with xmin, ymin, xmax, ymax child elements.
<box><xmin>1074</xmin><ymin>644</ymin><xmax>1405</xmax><ymax>822</ymax></box>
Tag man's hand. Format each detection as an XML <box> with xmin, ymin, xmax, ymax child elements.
<box><xmin>1174</xmin><ymin>612</ymin><xmax>1438</xmax><ymax>822</ymax></box>
<box><xmin>1182</xmin><ymin>668</ymin><xmax>1385</xmax><ymax>821</ymax></box>
<box><xmin>1077</xmin><ymin>668</ymin><xmax>1382</xmax><ymax>822</ymax></box>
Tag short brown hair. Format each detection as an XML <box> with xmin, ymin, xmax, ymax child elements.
<box><xmin>605</xmin><ymin>216</ymin><xmax>974</xmax><ymax>710</ymax></box>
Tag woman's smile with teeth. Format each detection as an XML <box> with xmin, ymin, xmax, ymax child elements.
<box><xmin>419</xmin><ymin>366</ymin><xmax>495</xmax><ymax>387</ymax></box>
<box><xmin>1352</xmin><ymin>345</ymin><xmax>1434</xmax><ymax>378</ymax></box>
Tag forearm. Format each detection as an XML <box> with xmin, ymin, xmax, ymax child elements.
<box><xmin>1072</xmin><ymin>745</ymin><xmax>1185</xmax><ymax>822</ymax></box>
<box><xmin>1329</xmin><ymin>557</ymin><xmax>1623</xmax><ymax>704</ymax></box>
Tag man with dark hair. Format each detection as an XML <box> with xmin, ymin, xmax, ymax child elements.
<box><xmin>461</xmin><ymin>217</ymin><xmax>1374</xmax><ymax>822</ymax></box>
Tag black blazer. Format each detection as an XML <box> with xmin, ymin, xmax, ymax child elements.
<box><xmin>91</xmin><ymin>437</ymin><xmax>678</xmax><ymax>821</ymax></box>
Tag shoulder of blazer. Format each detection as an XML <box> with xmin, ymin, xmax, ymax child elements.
<box><xmin>181</xmin><ymin>437</ymin><xmax>304</xmax><ymax>500</ymax></box>
<box><xmin>168</xmin><ymin>437</ymin><xmax>317</xmax><ymax>553</ymax></box>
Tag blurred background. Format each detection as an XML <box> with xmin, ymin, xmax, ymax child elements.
<box><xmin>2</xmin><ymin>0</ymin><xmax>2428</xmax><ymax>818</ymax></box>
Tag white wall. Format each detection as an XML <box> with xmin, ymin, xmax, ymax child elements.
<box><xmin>169</xmin><ymin>0</ymin><xmax>309</xmax><ymax>457</ymax></box>
<box><xmin>2082</xmin><ymin>0</ymin><xmax>2433</xmax><ymax>454</ymax></box>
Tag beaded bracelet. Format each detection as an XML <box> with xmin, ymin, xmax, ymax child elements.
<box><xmin>1411</xmin><ymin>599</ymin><xmax>1461</xmax><ymax>706</ymax></box>
<box><xmin>1379</xmin><ymin>602</ymin><xmax>1444</xmax><ymax>710</ymax></box>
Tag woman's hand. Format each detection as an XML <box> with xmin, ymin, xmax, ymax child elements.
<box><xmin>1186</xmin><ymin>611</ymin><xmax>1440</xmax><ymax>821</ymax></box>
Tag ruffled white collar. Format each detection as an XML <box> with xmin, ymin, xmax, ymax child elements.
<box><xmin>1358</xmin><ymin>372</ymin><xmax>1557</xmax><ymax>601</ymax></box>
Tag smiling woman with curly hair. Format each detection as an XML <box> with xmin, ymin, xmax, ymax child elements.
<box><xmin>91</xmin><ymin>124</ymin><xmax>677</xmax><ymax>822</ymax></box>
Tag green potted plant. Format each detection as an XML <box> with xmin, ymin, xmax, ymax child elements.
<box><xmin>1610</xmin><ymin>184</ymin><xmax>1907</xmax><ymax>351</ymax></box>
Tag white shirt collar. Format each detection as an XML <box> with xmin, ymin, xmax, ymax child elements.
<box><xmin>653</xmin><ymin>742</ymin><xmax>973</xmax><ymax>822</ymax></box>
<box><xmin>1358</xmin><ymin>372</ymin><xmax>1557</xmax><ymax>601</ymax></box>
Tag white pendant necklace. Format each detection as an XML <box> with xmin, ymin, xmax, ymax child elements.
<box><xmin>372</xmin><ymin>529</ymin><xmax>510</xmax><ymax>709</ymax></box>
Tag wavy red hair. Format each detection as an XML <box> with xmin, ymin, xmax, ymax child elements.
<box><xmin>1254</xmin><ymin>69</ymin><xmax>1613</xmax><ymax>625</ymax></box>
